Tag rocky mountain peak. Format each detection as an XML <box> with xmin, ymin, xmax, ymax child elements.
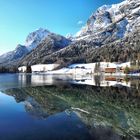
<box><xmin>76</xmin><ymin>0</ymin><xmax>140</xmax><ymax>41</ymax></box>
<box><xmin>0</xmin><ymin>0</ymin><xmax>140</xmax><ymax>68</ymax></box>
<box><xmin>25</xmin><ymin>28</ymin><xmax>51</xmax><ymax>51</ymax></box>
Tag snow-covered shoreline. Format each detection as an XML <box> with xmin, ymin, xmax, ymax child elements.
<box><xmin>18</xmin><ymin>61</ymin><xmax>140</xmax><ymax>77</ymax></box>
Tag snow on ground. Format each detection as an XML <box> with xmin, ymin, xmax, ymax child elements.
<box><xmin>18</xmin><ymin>62</ymin><xmax>132</xmax><ymax>75</ymax></box>
<box><xmin>118</xmin><ymin>62</ymin><xmax>131</xmax><ymax>67</ymax></box>
<box><xmin>18</xmin><ymin>66</ymin><xmax>27</xmax><ymax>72</ymax></box>
<box><xmin>47</xmin><ymin>63</ymin><xmax>96</xmax><ymax>75</ymax></box>
<box><xmin>31</xmin><ymin>64</ymin><xmax>59</xmax><ymax>72</ymax></box>
<box><xmin>69</xmin><ymin>63</ymin><xmax>95</xmax><ymax>68</ymax></box>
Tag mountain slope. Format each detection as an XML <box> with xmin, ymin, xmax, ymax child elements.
<box><xmin>0</xmin><ymin>45</ymin><xmax>28</xmax><ymax>64</ymax></box>
<box><xmin>0</xmin><ymin>28</ymin><xmax>71</xmax><ymax>66</ymax></box>
<box><xmin>19</xmin><ymin>0</ymin><xmax>140</xmax><ymax>67</ymax></box>
<box><xmin>76</xmin><ymin>0</ymin><xmax>140</xmax><ymax>43</ymax></box>
<box><xmin>0</xmin><ymin>28</ymin><xmax>53</xmax><ymax>64</ymax></box>
<box><xmin>19</xmin><ymin>33</ymin><xmax>71</xmax><ymax>66</ymax></box>
<box><xmin>25</xmin><ymin>28</ymin><xmax>51</xmax><ymax>51</ymax></box>
<box><xmin>1</xmin><ymin>0</ymin><xmax>140</xmax><ymax>68</ymax></box>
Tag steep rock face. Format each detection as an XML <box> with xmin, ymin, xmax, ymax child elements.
<box><xmin>76</xmin><ymin>0</ymin><xmax>140</xmax><ymax>45</ymax></box>
<box><xmin>25</xmin><ymin>28</ymin><xmax>51</xmax><ymax>51</ymax></box>
<box><xmin>21</xmin><ymin>0</ymin><xmax>140</xmax><ymax>66</ymax></box>
<box><xmin>40</xmin><ymin>21</ymin><xmax>140</xmax><ymax>67</ymax></box>
<box><xmin>1</xmin><ymin>0</ymin><xmax>140</xmax><ymax>67</ymax></box>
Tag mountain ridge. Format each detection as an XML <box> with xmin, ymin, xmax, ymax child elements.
<box><xmin>0</xmin><ymin>0</ymin><xmax>140</xmax><ymax>68</ymax></box>
<box><xmin>20</xmin><ymin>0</ymin><xmax>140</xmax><ymax>67</ymax></box>
<box><xmin>0</xmin><ymin>28</ymin><xmax>71</xmax><ymax>65</ymax></box>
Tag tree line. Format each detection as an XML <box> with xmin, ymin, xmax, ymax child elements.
<box><xmin>0</xmin><ymin>66</ymin><xmax>18</xmax><ymax>73</ymax></box>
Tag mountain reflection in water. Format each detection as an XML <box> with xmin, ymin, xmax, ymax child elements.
<box><xmin>0</xmin><ymin>74</ymin><xmax>140</xmax><ymax>140</ymax></box>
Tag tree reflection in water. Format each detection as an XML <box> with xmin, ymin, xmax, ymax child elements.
<box><xmin>3</xmin><ymin>82</ymin><xmax>140</xmax><ymax>140</ymax></box>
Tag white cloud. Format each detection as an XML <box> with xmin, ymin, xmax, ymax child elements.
<box><xmin>77</xmin><ymin>20</ymin><xmax>83</xmax><ymax>25</ymax></box>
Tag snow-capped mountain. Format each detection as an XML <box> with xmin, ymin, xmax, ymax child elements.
<box><xmin>20</xmin><ymin>33</ymin><xmax>72</xmax><ymax>66</ymax></box>
<box><xmin>0</xmin><ymin>51</ymin><xmax>13</xmax><ymax>64</ymax></box>
<box><xmin>0</xmin><ymin>45</ymin><xmax>28</xmax><ymax>64</ymax></box>
<box><xmin>25</xmin><ymin>28</ymin><xmax>51</xmax><ymax>51</ymax></box>
<box><xmin>1</xmin><ymin>0</ymin><xmax>140</xmax><ymax>68</ymax></box>
<box><xmin>0</xmin><ymin>28</ymin><xmax>50</xmax><ymax>64</ymax></box>
<box><xmin>0</xmin><ymin>28</ymin><xmax>71</xmax><ymax>65</ymax></box>
<box><xmin>26</xmin><ymin>0</ymin><xmax>140</xmax><ymax>66</ymax></box>
<box><xmin>12</xmin><ymin>45</ymin><xmax>29</xmax><ymax>60</ymax></box>
<box><xmin>76</xmin><ymin>0</ymin><xmax>140</xmax><ymax>43</ymax></box>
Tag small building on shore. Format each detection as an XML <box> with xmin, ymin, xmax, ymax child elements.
<box><xmin>105</xmin><ymin>68</ymin><xmax>116</xmax><ymax>73</ymax></box>
<box><xmin>100</xmin><ymin>62</ymin><xmax>131</xmax><ymax>74</ymax></box>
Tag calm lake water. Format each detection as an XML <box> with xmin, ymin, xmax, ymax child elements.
<box><xmin>0</xmin><ymin>73</ymin><xmax>140</xmax><ymax>140</ymax></box>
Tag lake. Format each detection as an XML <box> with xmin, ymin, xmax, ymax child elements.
<box><xmin>0</xmin><ymin>73</ymin><xmax>140</xmax><ymax>140</ymax></box>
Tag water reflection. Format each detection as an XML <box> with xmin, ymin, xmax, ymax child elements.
<box><xmin>2</xmin><ymin>84</ymin><xmax>140</xmax><ymax>140</ymax></box>
<box><xmin>0</xmin><ymin>74</ymin><xmax>140</xmax><ymax>140</ymax></box>
<box><xmin>16</xmin><ymin>74</ymin><xmax>140</xmax><ymax>88</ymax></box>
<box><xmin>0</xmin><ymin>73</ymin><xmax>140</xmax><ymax>90</ymax></box>
<box><xmin>0</xmin><ymin>92</ymin><xmax>91</xmax><ymax>140</ymax></box>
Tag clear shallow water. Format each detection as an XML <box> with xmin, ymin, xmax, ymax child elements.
<box><xmin>0</xmin><ymin>74</ymin><xmax>140</xmax><ymax>140</ymax></box>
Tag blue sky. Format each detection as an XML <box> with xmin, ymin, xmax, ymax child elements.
<box><xmin>0</xmin><ymin>0</ymin><xmax>123</xmax><ymax>54</ymax></box>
